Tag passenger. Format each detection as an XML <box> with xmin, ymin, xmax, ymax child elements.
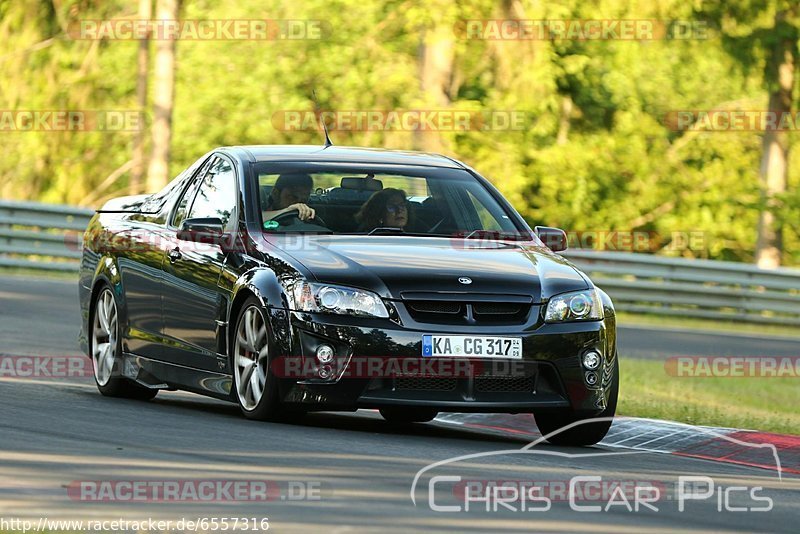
<box><xmin>356</xmin><ymin>188</ymin><xmax>410</xmax><ymax>231</ymax></box>
<box><xmin>262</xmin><ymin>173</ymin><xmax>316</xmax><ymax>221</ymax></box>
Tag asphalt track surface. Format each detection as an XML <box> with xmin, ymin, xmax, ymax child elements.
<box><xmin>1</xmin><ymin>275</ymin><xmax>798</xmax><ymax>532</ymax></box>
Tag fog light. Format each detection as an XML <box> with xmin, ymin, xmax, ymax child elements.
<box><xmin>585</xmin><ymin>371</ymin><xmax>599</xmax><ymax>386</ymax></box>
<box><xmin>318</xmin><ymin>365</ymin><xmax>334</xmax><ymax>379</ymax></box>
<box><xmin>316</xmin><ymin>344</ymin><xmax>335</xmax><ymax>364</ymax></box>
<box><xmin>582</xmin><ymin>350</ymin><xmax>601</xmax><ymax>370</ymax></box>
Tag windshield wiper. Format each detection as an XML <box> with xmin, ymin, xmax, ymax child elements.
<box><xmin>364</xmin><ymin>228</ymin><xmax>459</xmax><ymax>238</ymax></box>
<box><xmin>336</xmin><ymin>231</ymin><xmax>453</xmax><ymax>238</ymax></box>
<box><xmin>367</xmin><ymin>227</ymin><xmax>407</xmax><ymax>235</ymax></box>
<box><xmin>462</xmin><ymin>230</ymin><xmax>532</xmax><ymax>241</ymax></box>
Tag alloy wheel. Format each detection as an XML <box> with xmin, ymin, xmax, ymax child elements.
<box><xmin>234</xmin><ymin>305</ymin><xmax>270</xmax><ymax>410</ymax></box>
<box><xmin>92</xmin><ymin>288</ymin><xmax>118</xmax><ymax>386</ymax></box>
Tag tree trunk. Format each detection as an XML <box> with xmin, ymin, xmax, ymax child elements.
<box><xmin>130</xmin><ymin>0</ymin><xmax>151</xmax><ymax>195</ymax></box>
<box><xmin>146</xmin><ymin>0</ymin><xmax>179</xmax><ymax>193</ymax></box>
<box><xmin>414</xmin><ymin>23</ymin><xmax>453</xmax><ymax>153</ymax></box>
<box><xmin>755</xmin><ymin>11</ymin><xmax>796</xmax><ymax>269</ymax></box>
<box><xmin>557</xmin><ymin>95</ymin><xmax>573</xmax><ymax>145</ymax></box>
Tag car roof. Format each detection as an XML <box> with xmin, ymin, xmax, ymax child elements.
<box><xmin>222</xmin><ymin>145</ymin><xmax>465</xmax><ymax>169</ymax></box>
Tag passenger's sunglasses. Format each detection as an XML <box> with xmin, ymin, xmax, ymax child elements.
<box><xmin>386</xmin><ymin>203</ymin><xmax>408</xmax><ymax>214</ymax></box>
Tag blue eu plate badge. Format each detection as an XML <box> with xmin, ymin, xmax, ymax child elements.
<box><xmin>422</xmin><ymin>335</ymin><xmax>433</xmax><ymax>356</ymax></box>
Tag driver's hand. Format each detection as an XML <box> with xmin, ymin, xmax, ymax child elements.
<box><xmin>288</xmin><ymin>203</ymin><xmax>315</xmax><ymax>221</ymax></box>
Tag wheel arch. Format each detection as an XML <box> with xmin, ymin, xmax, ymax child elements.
<box><xmin>85</xmin><ymin>256</ymin><xmax>127</xmax><ymax>354</ymax></box>
<box><xmin>227</xmin><ymin>267</ymin><xmax>293</xmax><ymax>359</ymax></box>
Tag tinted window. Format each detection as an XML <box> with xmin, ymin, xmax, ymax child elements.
<box><xmin>187</xmin><ymin>157</ymin><xmax>237</xmax><ymax>227</ymax></box>
<box><xmin>172</xmin><ymin>158</ymin><xmax>216</xmax><ymax>227</ymax></box>
<box><xmin>142</xmin><ymin>157</ymin><xmax>205</xmax><ymax>214</ymax></box>
<box><xmin>467</xmin><ymin>189</ymin><xmax>510</xmax><ymax>231</ymax></box>
<box><xmin>254</xmin><ymin>165</ymin><xmax>524</xmax><ymax>237</ymax></box>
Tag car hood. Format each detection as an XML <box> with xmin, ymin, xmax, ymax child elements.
<box><xmin>258</xmin><ymin>235</ymin><xmax>589</xmax><ymax>303</ymax></box>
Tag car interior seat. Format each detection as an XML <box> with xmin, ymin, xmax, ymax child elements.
<box><xmin>324</xmin><ymin>177</ymin><xmax>384</xmax><ymax>232</ymax></box>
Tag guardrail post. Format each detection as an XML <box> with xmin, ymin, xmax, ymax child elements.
<box><xmin>0</xmin><ymin>203</ymin><xmax>9</xmax><ymax>250</ymax></box>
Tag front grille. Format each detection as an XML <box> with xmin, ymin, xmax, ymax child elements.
<box><xmin>473</xmin><ymin>302</ymin><xmax>524</xmax><ymax>315</ymax></box>
<box><xmin>396</xmin><ymin>377</ymin><xmax>458</xmax><ymax>391</ymax></box>
<box><xmin>407</xmin><ymin>301</ymin><xmax>463</xmax><ymax>315</ymax></box>
<box><xmin>404</xmin><ymin>300</ymin><xmax>531</xmax><ymax>325</ymax></box>
<box><xmin>475</xmin><ymin>375</ymin><xmax>535</xmax><ymax>393</ymax></box>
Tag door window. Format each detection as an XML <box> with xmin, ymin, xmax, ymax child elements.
<box><xmin>171</xmin><ymin>157</ymin><xmax>214</xmax><ymax>228</ymax></box>
<box><xmin>187</xmin><ymin>157</ymin><xmax>237</xmax><ymax>228</ymax></box>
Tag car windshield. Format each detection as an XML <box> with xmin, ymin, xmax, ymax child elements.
<box><xmin>255</xmin><ymin>163</ymin><xmax>530</xmax><ymax>239</ymax></box>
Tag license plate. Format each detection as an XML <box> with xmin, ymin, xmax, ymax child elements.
<box><xmin>422</xmin><ymin>335</ymin><xmax>522</xmax><ymax>359</ymax></box>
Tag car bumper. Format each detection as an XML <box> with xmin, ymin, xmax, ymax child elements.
<box><xmin>274</xmin><ymin>310</ymin><xmax>617</xmax><ymax>414</ymax></box>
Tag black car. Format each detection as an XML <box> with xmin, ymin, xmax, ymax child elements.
<box><xmin>78</xmin><ymin>145</ymin><xmax>618</xmax><ymax>445</ymax></box>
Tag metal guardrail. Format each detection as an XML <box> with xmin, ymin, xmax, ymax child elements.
<box><xmin>564</xmin><ymin>250</ymin><xmax>800</xmax><ymax>326</ymax></box>
<box><xmin>0</xmin><ymin>201</ymin><xmax>93</xmax><ymax>271</ymax></box>
<box><xmin>1</xmin><ymin>200</ymin><xmax>799</xmax><ymax>325</ymax></box>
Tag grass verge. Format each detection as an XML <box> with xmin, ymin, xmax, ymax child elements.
<box><xmin>0</xmin><ymin>267</ymin><xmax>77</xmax><ymax>281</ymax></box>
<box><xmin>618</xmin><ymin>358</ymin><xmax>799</xmax><ymax>435</ymax></box>
<box><xmin>617</xmin><ymin>311</ymin><xmax>800</xmax><ymax>339</ymax></box>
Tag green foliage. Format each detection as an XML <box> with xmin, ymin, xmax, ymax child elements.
<box><xmin>0</xmin><ymin>0</ymin><xmax>798</xmax><ymax>265</ymax></box>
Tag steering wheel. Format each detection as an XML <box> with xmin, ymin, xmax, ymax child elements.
<box><xmin>270</xmin><ymin>208</ymin><xmax>328</xmax><ymax>228</ymax></box>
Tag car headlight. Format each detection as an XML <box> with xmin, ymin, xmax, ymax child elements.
<box><xmin>286</xmin><ymin>281</ymin><xmax>389</xmax><ymax>318</ymax></box>
<box><xmin>544</xmin><ymin>289</ymin><xmax>604</xmax><ymax>323</ymax></box>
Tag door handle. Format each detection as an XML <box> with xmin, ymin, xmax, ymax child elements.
<box><xmin>168</xmin><ymin>247</ymin><xmax>182</xmax><ymax>263</ymax></box>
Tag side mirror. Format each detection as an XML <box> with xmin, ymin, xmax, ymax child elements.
<box><xmin>535</xmin><ymin>226</ymin><xmax>568</xmax><ymax>252</ymax></box>
<box><xmin>177</xmin><ymin>217</ymin><xmax>225</xmax><ymax>245</ymax></box>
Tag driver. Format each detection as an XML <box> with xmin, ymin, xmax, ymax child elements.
<box><xmin>262</xmin><ymin>173</ymin><xmax>316</xmax><ymax>221</ymax></box>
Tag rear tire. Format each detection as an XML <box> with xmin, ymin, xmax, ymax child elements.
<box><xmin>533</xmin><ymin>356</ymin><xmax>618</xmax><ymax>446</ymax></box>
<box><xmin>379</xmin><ymin>407</ymin><xmax>439</xmax><ymax>424</ymax></box>
<box><xmin>90</xmin><ymin>286</ymin><xmax>158</xmax><ymax>401</ymax></box>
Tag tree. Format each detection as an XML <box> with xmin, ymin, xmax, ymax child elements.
<box><xmin>415</xmin><ymin>20</ymin><xmax>454</xmax><ymax>152</ymax></box>
<box><xmin>146</xmin><ymin>0</ymin><xmax>179</xmax><ymax>193</ymax></box>
<box><xmin>130</xmin><ymin>0</ymin><xmax>152</xmax><ymax>195</ymax></box>
<box><xmin>697</xmin><ymin>1</ymin><xmax>799</xmax><ymax>268</ymax></box>
<box><xmin>756</xmin><ymin>8</ymin><xmax>797</xmax><ymax>268</ymax></box>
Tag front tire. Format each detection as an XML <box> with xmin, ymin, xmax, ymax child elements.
<box><xmin>90</xmin><ymin>286</ymin><xmax>157</xmax><ymax>400</ymax></box>
<box><xmin>231</xmin><ymin>297</ymin><xmax>285</xmax><ymax>421</ymax></box>
<box><xmin>533</xmin><ymin>356</ymin><xmax>618</xmax><ymax>446</ymax></box>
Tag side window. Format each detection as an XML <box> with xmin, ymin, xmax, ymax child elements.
<box><xmin>465</xmin><ymin>188</ymin><xmax>517</xmax><ymax>232</ymax></box>
<box><xmin>186</xmin><ymin>157</ymin><xmax>237</xmax><ymax>228</ymax></box>
<box><xmin>467</xmin><ymin>191</ymin><xmax>503</xmax><ymax>231</ymax></box>
<box><xmin>172</xmin><ymin>157</ymin><xmax>214</xmax><ymax>228</ymax></box>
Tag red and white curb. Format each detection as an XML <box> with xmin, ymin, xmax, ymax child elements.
<box><xmin>433</xmin><ymin>413</ymin><xmax>800</xmax><ymax>476</ymax></box>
